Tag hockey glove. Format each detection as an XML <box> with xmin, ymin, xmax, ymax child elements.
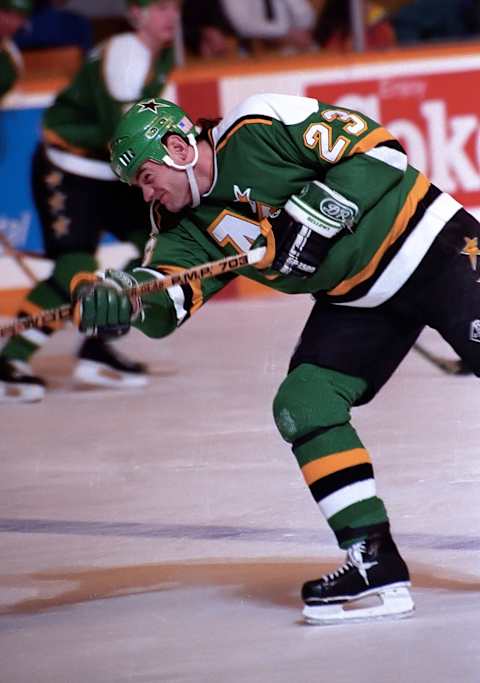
<box><xmin>70</xmin><ymin>270</ymin><xmax>143</xmax><ymax>337</ymax></box>
<box><xmin>267</xmin><ymin>181</ymin><xmax>359</xmax><ymax>277</ymax></box>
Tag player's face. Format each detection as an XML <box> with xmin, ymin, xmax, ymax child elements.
<box><xmin>0</xmin><ymin>10</ymin><xmax>27</xmax><ymax>38</ymax></box>
<box><xmin>136</xmin><ymin>160</ymin><xmax>191</xmax><ymax>212</ymax></box>
<box><xmin>142</xmin><ymin>0</ymin><xmax>180</xmax><ymax>45</ymax></box>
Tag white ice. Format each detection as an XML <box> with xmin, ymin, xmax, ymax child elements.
<box><xmin>0</xmin><ymin>296</ymin><xmax>479</xmax><ymax>682</ymax></box>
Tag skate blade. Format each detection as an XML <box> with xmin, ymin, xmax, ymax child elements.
<box><xmin>0</xmin><ymin>382</ymin><xmax>45</xmax><ymax>404</ymax></box>
<box><xmin>72</xmin><ymin>360</ymin><xmax>149</xmax><ymax>390</ymax></box>
<box><xmin>303</xmin><ymin>585</ymin><xmax>414</xmax><ymax>626</ymax></box>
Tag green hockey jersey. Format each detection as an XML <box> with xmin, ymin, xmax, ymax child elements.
<box><xmin>0</xmin><ymin>39</ymin><xmax>22</xmax><ymax>99</ymax></box>
<box><xmin>43</xmin><ymin>32</ymin><xmax>174</xmax><ymax>179</ymax></box>
<box><xmin>129</xmin><ymin>93</ymin><xmax>461</xmax><ymax>338</ymax></box>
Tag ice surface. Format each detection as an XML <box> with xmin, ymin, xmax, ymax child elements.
<box><xmin>0</xmin><ymin>297</ymin><xmax>479</xmax><ymax>682</ymax></box>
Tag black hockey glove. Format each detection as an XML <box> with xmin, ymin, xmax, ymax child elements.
<box><xmin>268</xmin><ymin>181</ymin><xmax>359</xmax><ymax>278</ymax></box>
<box><xmin>70</xmin><ymin>270</ymin><xmax>143</xmax><ymax>337</ymax></box>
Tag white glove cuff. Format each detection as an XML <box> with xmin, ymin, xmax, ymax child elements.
<box><xmin>285</xmin><ymin>182</ymin><xmax>359</xmax><ymax>239</ymax></box>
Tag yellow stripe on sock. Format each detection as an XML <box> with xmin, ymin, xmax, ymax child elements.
<box><xmin>301</xmin><ymin>448</ymin><xmax>371</xmax><ymax>486</ymax></box>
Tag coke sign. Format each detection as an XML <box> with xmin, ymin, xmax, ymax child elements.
<box><xmin>306</xmin><ymin>70</ymin><xmax>480</xmax><ymax>210</ymax></box>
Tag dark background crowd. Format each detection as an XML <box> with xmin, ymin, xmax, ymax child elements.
<box><xmin>2</xmin><ymin>0</ymin><xmax>480</xmax><ymax>75</ymax></box>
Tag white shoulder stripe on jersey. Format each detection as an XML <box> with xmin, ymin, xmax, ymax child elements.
<box><xmin>206</xmin><ymin>94</ymin><xmax>320</xmax><ymax>198</ymax></box>
<box><xmin>212</xmin><ymin>93</ymin><xmax>319</xmax><ymax>147</ymax></box>
<box><xmin>364</xmin><ymin>145</ymin><xmax>408</xmax><ymax>171</ymax></box>
<box><xmin>133</xmin><ymin>267</ymin><xmax>187</xmax><ymax>325</ymax></box>
<box><xmin>336</xmin><ymin>193</ymin><xmax>462</xmax><ymax>309</ymax></box>
<box><xmin>104</xmin><ymin>33</ymin><xmax>151</xmax><ymax>102</ymax></box>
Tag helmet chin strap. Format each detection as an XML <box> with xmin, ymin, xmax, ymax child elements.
<box><xmin>185</xmin><ymin>164</ymin><xmax>201</xmax><ymax>208</ymax></box>
<box><xmin>164</xmin><ymin>134</ymin><xmax>200</xmax><ymax>207</ymax></box>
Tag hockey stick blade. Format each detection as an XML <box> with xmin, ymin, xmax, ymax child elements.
<box><xmin>0</xmin><ymin>247</ymin><xmax>266</xmax><ymax>339</ymax></box>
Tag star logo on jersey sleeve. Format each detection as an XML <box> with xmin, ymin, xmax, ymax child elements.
<box><xmin>461</xmin><ymin>236</ymin><xmax>480</xmax><ymax>270</ymax></box>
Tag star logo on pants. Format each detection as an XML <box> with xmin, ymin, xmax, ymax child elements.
<box><xmin>52</xmin><ymin>216</ymin><xmax>71</xmax><ymax>238</ymax></box>
<box><xmin>45</xmin><ymin>171</ymin><xmax>63</xmax><ymax>189</ymax></box>
<box><xmin>48</xmin><ymin>192</ymin><xmax>67</xmax><ymax>214</ymax></box>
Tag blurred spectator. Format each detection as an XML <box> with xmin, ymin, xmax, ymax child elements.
<box><xmin>63</xmin><ymin>0</ymin><xmax>124</xmax><ymax>17</ymax></box>
<box><xmin>390</xmin><ymin>0</ymin><xmax>478</xmax><ymax>44</ymax></box>
<box><xmin>0</xmin><ymin>0</ymin><xmax>32</xmax><ymax>98</ymax></box>
<box><xmin>219</xmin><ymin>0</ymin><xmax>316</xmax><ymax>55</ymax></box>
<box><xmin>14</xmin><ymin>0</ymin><xmax>93</xmax><ymax>53</ymax></box>
<box><xmin>62</xmin><ymin>0</ymin><xmax>128</xmax><ymax>43</ymax></box>
<box><xmin>182</xmin><ymin>0</ymin><xmax>237</xmax><ymax>58</ymax></box>
<box><xmin>314</xmin><ymin>0</ymin><xmax>396</xmax><ymax>52</ymax></box>
<box><xmin>183</xmin><ymin>0</ymin><xmax>317</xmax><ymax>59</ymax></box>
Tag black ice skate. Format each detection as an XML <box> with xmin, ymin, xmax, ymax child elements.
<box><xmin>0</xmin><ymin>357</ymin><xmax>46</xmax><ymax>403</ymax></box>
<box><xmin>73</xmin><ymin>337</ymin><xmax>149</xmax><ymax>389</ymax></box>
<box><xmin>302</xmin><ymin>531</ymin><xmax>414</xmax><ymax>624</ymax></box>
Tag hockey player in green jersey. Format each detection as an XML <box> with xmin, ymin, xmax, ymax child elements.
<box><xmin>70</xmin><ymin>92</ymin><xmax>480</xmax><ymax>624</ymax></box>
<box><xmin>0</xmin><ymin>0</ymin><xmax>180</xmax><ymax>402</ymax></box>
<box><xmin>0</xmin><ymin>0</ymin><xmax>32</xmax><ymax>98</ymax></box>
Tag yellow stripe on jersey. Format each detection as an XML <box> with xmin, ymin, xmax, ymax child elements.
<box><xmin>348</xmin><ymin>127</ymin><xmax>396</xmax><ymax>156</ymax></box>
<box><xmin>216</xmin><ymin>118</ymin><xmax>273</xmax><ymax>154</ymax></box>
<box><xmin>301</xmin><ymin>448</ymin><xmax>371</xmax><ymax>486</ymax></box>
<box><xmin>155</xmin><ymin>264</ymin><xmax>204</xmax><ymax>314</ymax></box>
<box><xmin>20</xmin><ymin>299</ymin><xmax>45</xmax><ymax>317</ymax></box>
<box><xmin>43</xmin><ymin>129</ymin><xmax>91</xmax><ymax>157</ymax></box>
<box><xmin>328</xmin><ymin>172</ymin><xmax>431</xmax><ymax>297</ymax></box>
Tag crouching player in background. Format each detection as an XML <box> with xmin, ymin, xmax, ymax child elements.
<box><xmin>0</xmin><ymin>0</ymin><xmax>180</xmax><ymax>401</ymax></box>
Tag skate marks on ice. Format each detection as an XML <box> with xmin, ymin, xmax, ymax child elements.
<box><xmin>0</xmin><ymin>557</ymin><xmax>479</xmax><ymax>617</ymax></box>
<box><xmin>1</xmin><ymin>517</ymin><xmax>479</xmax><ymax>550</ymax></box>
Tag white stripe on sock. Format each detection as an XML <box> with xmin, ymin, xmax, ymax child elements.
<box><xmin>319</xmin><ymin>479</ymin><xmax>377</xmax><ymax>519</ymax></box>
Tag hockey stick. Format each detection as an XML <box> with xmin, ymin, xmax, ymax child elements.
<box><xmin>413</xmin><ymin>343</ymin><xmax>471</xmax><ymax>376</ymax></box>
<box><xmin>0</xmin><ymin>231</ymin><xmax>38</xmax><ymax>285</ymax></box>
<box><xmin>0</xmin><ymin>247</ymin><xmax>267</xmax><ymax>338</ymax></box>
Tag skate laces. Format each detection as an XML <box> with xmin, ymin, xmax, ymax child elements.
<box><xmin>322</xmin><ymin>541</ymin><xmax>376</xmax><ymax>586</ymax></box>
<box><xmin>322</xmin><ymin>559</ymin><xmax>355</xmax><ymax>583</ymax></box>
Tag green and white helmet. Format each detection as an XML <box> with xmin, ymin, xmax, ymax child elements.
<box><xmin>0</xmin><ymin>0</ymin><xmax>33</xmax><ymax>13</ymax></box>
<box><xmin>111</xmin><ymin>98</ymin><xmax>201</xmax><ymax>206</ymax></box>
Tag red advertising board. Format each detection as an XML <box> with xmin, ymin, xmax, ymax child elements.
<box><xmin>3</xmin><ymin>43</ymin><xmax>480</xmax><ymax>301</ymax></box>
<box><xmin>305</xmin><ymin>69</ymin><xmax>480</xmax><ymax>210</ymax></box>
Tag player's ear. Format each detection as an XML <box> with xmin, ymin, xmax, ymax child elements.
<box><xmin>165</xmin><ymin>134</ymin><xmax>190</xmax><ymax>163</ymax></box>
